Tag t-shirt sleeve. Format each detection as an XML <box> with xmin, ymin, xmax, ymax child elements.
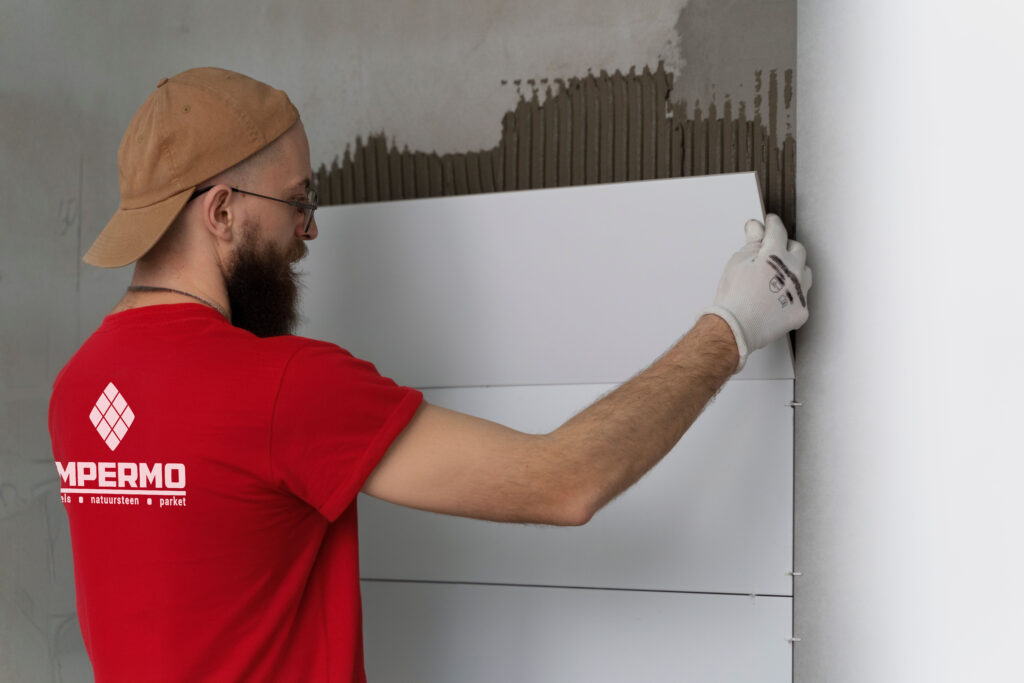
<box><xmin>269</xmin><ymin>341</ymin><xmax>423</xmax><ymax>521</ymax></box>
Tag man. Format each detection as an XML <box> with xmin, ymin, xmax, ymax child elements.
<box><xmin>50</xmin><ymin>67</ymin><xmax>811</xmax><ymax>681</ymax></box>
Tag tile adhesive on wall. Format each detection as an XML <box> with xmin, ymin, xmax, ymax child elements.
<box><xmin>313</xmin><ymin>62</ymin><xmax>796</xmax><ymax>232</ymax></box>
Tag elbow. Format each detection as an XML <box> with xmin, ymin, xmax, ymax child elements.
<box><xmin>534</xmin><ymin>484</ymin><xmax>593</xmax><ymax>527</ymax></box>
<box><xmin>557</xmin><ymin>488</ymin><xmax>596</xmax><ymax>527</ymax></box>
<box><xmin>534</xmin><ymin>432</ymin><xmax>596</xmax><ymax>526</ymax></box>
<box><xmin>564</xmin><ymin>505</ymin><xmax>594</xmax><ymax>527</ymax></box>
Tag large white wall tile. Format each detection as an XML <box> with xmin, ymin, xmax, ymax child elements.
<box><xmin>360</xmin><ymin>379</ymin><xmax>794</xmax><ymax>596</ymax></box>
<box><xmin>297</xmin><ymin>174</ymin><xmax>793</xmax><ymax>388</ymax></box>
<box><xmin>362</xmin><ymin>581</ymin><xmax>792</xmax><ymax>683</ymax></box>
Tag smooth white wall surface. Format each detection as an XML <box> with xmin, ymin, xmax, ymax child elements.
<box><xmin>796</xmin><ymin>3</ymin><xmax>1024</xmax><ymax>681</ymax></box>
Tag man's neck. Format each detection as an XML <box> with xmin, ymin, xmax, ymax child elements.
<box><xmin>113</xmin><ymin>259</ymin><xmax>230</xmax><ymax>319</ymax></box>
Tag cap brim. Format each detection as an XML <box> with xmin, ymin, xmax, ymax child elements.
<box><xmin>83</xmin><ymin>186</ymin><xmax>195</xmax><ymax>268</ymax></box>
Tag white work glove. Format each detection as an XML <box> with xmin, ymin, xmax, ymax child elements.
<box><xmin>700</xmin><ymin>213</ymin><xmax>812</xmax><ymax>373</ymax></box>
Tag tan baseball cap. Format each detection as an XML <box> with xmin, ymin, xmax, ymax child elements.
<box><xmin>83</xmin><ymin>67</ymin><xmax>300</xmax><ymax>268</ymax></box>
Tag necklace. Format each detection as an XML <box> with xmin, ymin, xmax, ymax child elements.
<box><xmin>126</xmin><ymin>285</ymin><xmax>230</xmax><ymax>320</ymax></box>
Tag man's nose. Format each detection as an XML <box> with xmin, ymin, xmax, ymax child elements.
<box><xmin>298</xmin><ymin>215</ymin><xmax>318</xmax><ymax>240</ymax></box>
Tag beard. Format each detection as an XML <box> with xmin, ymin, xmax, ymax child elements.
<box><xmin>224</xmin><ymin>221</ymin><xmax>307</xmax><ymax>338</ymax></box>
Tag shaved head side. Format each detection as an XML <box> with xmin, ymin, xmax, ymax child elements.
<box><xmin>205</xmin><ymin>133</ymin><xmax>286</xmax><ymax>189</ymax></box>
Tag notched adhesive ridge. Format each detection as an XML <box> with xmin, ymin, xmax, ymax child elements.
<box><xmin>315</xmin><ymin>62</ymin><xmax>796</xmax><ymax>232</ymax></box>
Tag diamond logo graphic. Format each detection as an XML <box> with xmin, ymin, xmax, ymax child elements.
<box><xmin>89</xmin><ymin>382</ymin><xmax>134</xmax><ymax>451</ymax></box>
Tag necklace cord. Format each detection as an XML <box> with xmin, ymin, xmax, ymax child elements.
<box><xmin>126</xmin><ymin>285</ymin><xmax>230</xmax><ymax>321</ymax></box>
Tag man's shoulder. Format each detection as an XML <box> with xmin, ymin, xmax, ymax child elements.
<box><xmin>244</xmin><ymin>335</ymin><xmax>370</xmax><ymax>384</ymax></box>
<box><xmin>252</xmin><ymin>334</ymin><xmax>350</xmax><ymax>361</ymax></box>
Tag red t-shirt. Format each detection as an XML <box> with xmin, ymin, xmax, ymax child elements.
<box><xmin>48</xmin><ymin>303</ymin><xmax>423</xmax><ymax>681</ymax></box>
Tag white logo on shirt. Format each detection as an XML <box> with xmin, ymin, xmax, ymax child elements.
<box><xmin>64</xmin><ymin>383</ymin><xmax>187</xmax><ymax>508</ymax></box>
<box><xmin>88</xmin><ymin>382</ymin><xmax>134</xmax><ymax>451</ymax></box>
<box><xmin>57</xmin><ymin>460</ymin><xmax>188</xmax><ymax>508</ymax></box>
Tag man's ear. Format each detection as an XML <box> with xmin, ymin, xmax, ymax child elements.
<box><xmin>201</xmin><ymin>184</ymin><xmax>238</xmax><ymax>243</ymax></box>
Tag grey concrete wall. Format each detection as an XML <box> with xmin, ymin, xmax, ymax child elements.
<box><xmin>0</xmin><ymin>1</ymin><xmax>794</xmax><ymax>679</ymax></box>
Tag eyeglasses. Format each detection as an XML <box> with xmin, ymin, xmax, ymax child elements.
<box><xmin>189</xmin><ymin>185</ymin><xmax>318</xmax><ymax>234</ymax></box>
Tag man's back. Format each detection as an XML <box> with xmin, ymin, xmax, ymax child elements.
<box><xmin>50</xmin><ymin>303</ymin><xmax>422</xmax><ymax>681</ymax></box>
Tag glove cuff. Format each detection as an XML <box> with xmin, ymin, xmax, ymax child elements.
<box><xmin>699</xmin><ymin>306</ymin><xmax>749</xmax><ymax>374</ymax></box>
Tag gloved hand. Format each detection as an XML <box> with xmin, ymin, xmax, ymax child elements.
<box><xmin>700</xmin><ymin>213</ymin><xmax>813</xmax><ymax>373</ymax></box>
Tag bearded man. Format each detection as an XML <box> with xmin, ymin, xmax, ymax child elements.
<box><xmin>49</xmin><ymin>67</ymin><xmax>811</xmax><ymax>681</ymax></box>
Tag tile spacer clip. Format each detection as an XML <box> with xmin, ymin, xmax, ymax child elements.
<box><xmin>788</xmin><ymin>571</ymin><xmax>803</xmax><ymax>577</ymax></box>
<box><xmin>787</xmin><ymin>637</ymin><xmax>802</xmax><ymax>644</ymax></box>
<box><xmin>787</xmin><ymin>401</ymin><xmax>803</xmax><ymax>408</ymax></box>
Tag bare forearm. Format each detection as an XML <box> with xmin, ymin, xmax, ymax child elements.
<box><xmin>547</xmin><ymin>314</ymin><xmax>739</xmax><ymax>522</ymax></box>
